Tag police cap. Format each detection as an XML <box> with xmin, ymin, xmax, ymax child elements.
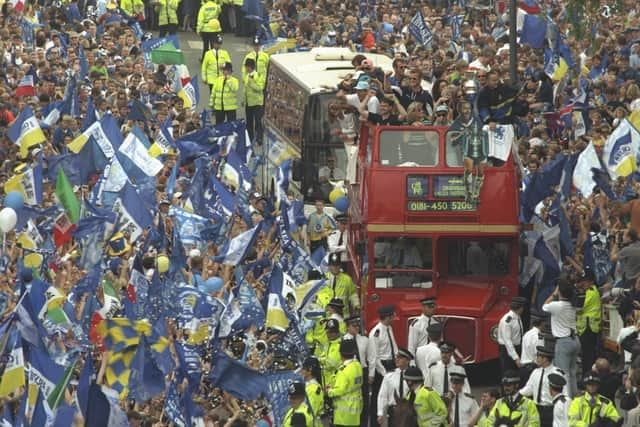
<box><xmin>420</xmin><ymin>297</ymin><xmax>436</xmax><ymax>306</ymax></box>
<box><xmin>396</xmin><ymin>347</ymin><xmax>413</xmax><ymax>360</ymax></box>
<box><xmin>403</xmin><ymin>366</ymin><xmax>424</xmax><ymax>382</ymax></box>
<box><xmin>325</xmin><ymin>318</ymin><xmax>340</xmax><ymax>332</ymax></box>
<box><xmin>427</xmin><ymin>323</ymin><xmax>443</xmax><ymax>335</ymax></box>
<box><xmin>536</xmin><ymin>345</ymin><xmax>554</xmax><ymax>359</ymax></box>
<box><xmin>548</xmin><ymin>373</ymin><xmax>566</xmax><ymax>388</ymax></box>
<box><xmin>377</xmin><ymin>305</ymin><xmax>395</xmax><ymax>317</ymax></box>
<box><xmin>327</xmin><ymin>298</ymin><xmax>344</xmax><ymax>310</ymax></box>
<box><xmin>345</xmin><ymin>315</ymin><xmax>360</xmax><ymax>325</ymax></box>
<box><xmin>502</xmin><ymin>370</ymin><xmax>521</xmax><ymax>384</ymax></box>
<box><xmin>288</xmin><ymin>381</ymin><xmax>305</xmax><ymax>397</ymax></box>
<box><xmin>340</xmin><ymin>338</ymin><xmax>357</xmax><ymax>356</ymax></box>
<box><xmin>328</xmin><ymin>252</ymin><xmax>341</xmax><ymax>265</ymax></box>
<box><xmin>214</xmin><ymin>34</ymin><xmax>223</xmax><ymax>44</ymax></box>
<box><xmin>334</xmin><ymin>213</ymin><xmax>348</xmax><ymax>222</ymax></box>
<box><xmin>450</xmin><ymin>372</ymin><xmax>466</xmax><ymax>383</ymax></box>
<box><xmin>439</xmin><ymin>341</ymin><xmax>455</xmax><ymax>353</ymax></box>
<box><xmin>511</xmin><ymin>296</ymin><xmax>527</xmax><ymax>307</ymax></box>
<box><xmin>583</xmin><ymin>374</ymin><xmax>601</xmax><ymax>385</ymax></box>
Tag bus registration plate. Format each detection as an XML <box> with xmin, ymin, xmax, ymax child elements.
<box><xmin>406</xmin><ymin>200</ymin><xmax>476</xmax><ymax>212</ymax></box>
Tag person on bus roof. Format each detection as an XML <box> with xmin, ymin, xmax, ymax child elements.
<box><xmin>358</xmin><ymin>94</ymin><xmax>406</xmax><ymax>126</ymax></box>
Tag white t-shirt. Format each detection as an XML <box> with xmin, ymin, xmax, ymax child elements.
<box><xmin>542</xmin><ymin>300</ymin><xmax>576</xmax><ymax>338</ymax></box>
<box><xmin>345</xmin><ymin>93</ymin><xmax>380</xmax><ymax>114</ymax></box>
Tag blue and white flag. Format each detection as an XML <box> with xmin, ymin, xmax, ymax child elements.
<box><xmin>118</xmin><ymin>125</ymin><xmax>163</xmax><ymax>178</ymax></box>
<box><xmin>211</xmin><ymin>176</ymin><xmax>238</xmax><ymax>218</ymax></box>
<box><xmin>265</xmin><ymin>371</ymin><xmax>303</xmax><ymax>425</ymax></box>
<box><xmin>213</xmin><ymin>223</ymin><xmax>260</xmax><ymax>265</ymax></box>
<box><xmin>28</xmin><ymin>347</ymin><xmax>65</xmax><ymax>402</ymax></box>
<box><xmin>234</xmin><ymin>268</ymin><xmax>266</xmax><ymax>330</ymax></box>
<box><xmin>209</xmin><ymin>353</ymin><xmax>267</xmax><ymax>400</ymax></box>
<box><xmin>172</xmin><ymin>208</ymin><xmax>209</xmax><ymax>248</ymax></box>
<box><xmin>573</xmin><ymin>143</ymin><xmax>602</xmax><ymax>197</ymax></box>
<box><xmin>450</xmin><ymin>14</ymin><xmax>464</xmax><ymax>41</ymax></box>
<box><xmin>163</xmin><ymin>382</ymin><xmax>186</xmax><ymax>427</ymax></box>
<box><xmin>408</xmin><ymin>11</ymin><xmax>432</xmax><ymax>47</ymax></box>
<box><xmin>112</xmin><ymin>183</ymin><xmax>154</xmax><ymax>241</ymax></box>
<box><xmin>602</xmin><ymin>118</ymin><xmax>640</xmax><ymax>179</ymax></box>
<box><xmin>276</xmin><ymin>158</ymin><xmax>291</xmax><ymax>208</ymax></box>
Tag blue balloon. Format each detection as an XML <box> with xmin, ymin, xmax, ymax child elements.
<box><xmin>334</xmin><ymin>196</ymin><xmax>349</xmax><ymax>213</ymax></box>
<box><xmin>3</xmin><ymin>192</ymin><xmax>24</xmax><ymax>211</ymax></box>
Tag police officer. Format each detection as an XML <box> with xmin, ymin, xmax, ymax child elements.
<box><xmin>243</xmin><ymin>36</ymin><xmax>270</xmax><ymax>78</ymax></box>
<box><xmin>156</xmin><ymin>0</ymin><xmax>179</xmax><ymax>36</ymax></box>
<box><xmin>201</xmin><ymin>34</ymin><xmax>231</xmax><ymax>91</ymax></box>
<box><xmin>487</xmin><ymin>370</ymin><xmax>540</xmax><ymax>427</ymax></box>
<box><xmin>576</xmin><ymin>268</ymin><xmax>601</xmax><ymax>374</ymax></box>
<box><xmin>521</xmin><ymin>309</ymin><xmax>549</xmax><ymax>383</ymax></box>
<box><xmin>318</xmin><ymin>253</ymin><xmax>359</xmax><ymax>317</ymax></box>
<box><xmin>568</xmin><ymin>374</ymin><xmax>620</xmax><ymax>427</ymax></box>
<box><xmin>367</xmin><ymin>305</ymin><xmax>398</xmax><ymax>427</ymax></box>
<box><xmin>498</xmin><ymin>296</ymin><xmax>527</xmax><ymax>376</ymax></box>
<box><xmin>343</xmin><ymin>315</ymin><xmax>368</xmax><ymax>427</ymax></box>
<box><xmin>403</xmin><ymin>366</ymin><xmax>449</xmax><ymax>427</ymax></box>
<box><xmin>449</xmin><ymin>372</ymin><xmax>480</xmax><ymax>427</ymax></box>
<box><xmin>243</xmin><ymin>58</ymin><xmax>265</xmax><ymax>145</ymax></box>
<box><xmin>196</xmin><ymin>0</ymin><xmax>221</xmax><ymax>59</ymax></box>
<box><xmin>327</xmin><ymin>214</ymin><xmax>350</xmax><ymax>272</ymax></box>
<box><xmin>519</xmin><ymin>345</ymin><xmax>565</xmax><ymax>426</ymax></box>
<box><xmin>327</xmin><ymin>339</ymin><xmax>363</xmax><ymax>427</ymax></box>
<box><xmin>283</xmin><ymin>381</ymin><xmax>313</xmax><ymax>427</ymax></box>
<box><xmin>326</xmin><ymin>298</ymin><xmax>347</xmax><ymax>334</ymax></box>
<box><xmin>425</xmin><ymin>341</ymin><xmax>471</xmax><ymax>397</ymax></box>
<box><xmin>548</xmin><ymin>373</ymin><xmax>570</xmax><ymax>427</ymax></box>
<box><xmin>377</xmin><ymin>347</ymin><xmax>412</xmax><ymax>426</ymax></box>
<box><xmin>316</xmin><ymin>318</ymin><xmax>342</xmax><ymax>388</ymax></box>
<box><xmin>416</xmin><ymin>323</ymin><xmax>443</xmax><ymax>380</ymax></box>
<box><xmin>408</xmin><ymin>296</ymin><xmax>440</xmax><ymax>357</ymax></box>
<box><xmin>210</xmin><ymin>62</ymin><xmax>238</xmax><ymax>124</ymax></box>
<box><xmin>300</xmin><ymin>357</ymin><xmax>324</xmax><ymax>425</ymax></box>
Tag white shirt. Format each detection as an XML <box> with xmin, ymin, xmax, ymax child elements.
<box><xmin>497</xmin><ymin>309</ymin><xmax>523</xmax><ymax>361</ymax></box>
<box><xmin>344</xmin><ymin>332</ymin><xmax>368</xmax><ymax>368</ymax></box>
<box><xmin>450</xmin><ymin>391</ymin><xmax>480</xmax><ymax>427</ymax></box>
<box><xmin>521</xmin><ymin>327</ymin><xmax>543</xmax><ymax>365</ymax></box>
<box><xmin>542</xmin><ymin>301</ymin><xmax>576</xmax><ymax>338</ymax></box>
<box><xmin>377</xmin><ymin>368</ymin><xmax>409</xmax><ymax>416</ymax></box>
<box><xmin>468</xmin><ymin>59</ymin><xmax>490</xmax><ymax>72</ymax></box>
<box><xmin>345</xmin><ymin>93</ymin><xmax>380</xmax><ymax>114</ymax></box>
<box><xmin>328</xmin><ymin>229</ymin><xmax>348</xmax><ymax>262</ymax></box>
<box><xmin>407</xmin><ymin>314</ymin><xmax>439</xmax><ymax>357</ymax></box>
<box><xmin>318</xmin><ymin>165</ymin><xmax>346</xmax><ymax>181</ymax></box>
<box><xmin>425</xmin><ymin>360</ymin><xmax>470</xmax><ymax>395</ymax></box>
<box><xmin>519</xmin><ymin>364</ymin><xmax>566</xmax><ymax>406</ymax></box>
<box><xmin>367</xmin><ymin>322</ymin><xmax>398</xmax><ymax>378</ymax></box>
<box><xmin>617</xmin><ymin>325</ymin><xmax>636</xmax><ymax>364</ymax></box>
<box><xmin>416</xmin><ymin>341</ymin><xmax>441</xmax><ymax>380</ymax></box>
<box><xmin>552</xmin><ymin>394</ymin><xmax>571</xmax><ymax>427</ymax></box>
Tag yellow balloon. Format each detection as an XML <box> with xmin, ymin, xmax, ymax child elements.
<box><xmin>329</xmin><ymin>188</ymin><xmax>346</xmax><ymax>204</ymax></box>
<box><xmin>24</xmin><ymin>253</ymin><xmax>42</xmax><ymax>268</ymax></box>
<box><xmin>157</xmin><ymin>255</ymin><xmax>170</xmax><ymax>273</ymax></box>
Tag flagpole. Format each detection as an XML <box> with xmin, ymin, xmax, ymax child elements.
<box><xmin>509</xmin><ymin>0</ymin><xmax>518</xmax><ymax>83</ymax></box>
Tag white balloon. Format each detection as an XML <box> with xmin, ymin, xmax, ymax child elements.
<box><xmin>0</xmin><ymin>207</ymin><xmax>17</xmax><ymax>232</ymax></box>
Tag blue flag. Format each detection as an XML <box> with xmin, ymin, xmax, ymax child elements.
<box><xmin>129</xmin><ymin>336</ymin><xmax>165</xmax><ymax>403</ymax></box>
<box><xmin>265</xmin><ymin>371</ymin><xmax>304</xmax><ymax>425</ymax></box>
<box><xmin>163</xmin><ymin>381</ymin><xmax>187</xmax><ymax>426</ymax></box>
<box><xmin>408</xmin><ymin>11</ymin><xmax>432</xmax><ymax>47</ymax></box>
<box><xmin>521</xmin><ymin>154</ymin><xmax>567</xmax><ymax>222</ymax></box>
<box><xmin>213</xmin><ymin>223</ymin><xmax>261</xmax><ymax>265</ymax></box>
<box><xmin>520</xmin><ymin>14</ymin><xmax>547</xmax><ymax>48</ymax></box>
<box><xmin>209</xmin><ymin>352</ymin><xmax>268</xmax><ymax>400</ymax></box>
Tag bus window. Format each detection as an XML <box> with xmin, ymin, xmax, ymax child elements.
<box><xmin>265</xmin><ymin>65</ymin><xmax>306</xmax><ymax>148</ymax></box>
<box><xmin>445</xmin><ymin>130</ymin><xmax>464</xmax><ymax>167</ymax></box>
<box><xmin>304</xmin><ymin>146</ymin><xmax>348</xmax><ymax>201</ymax></box>
<box><xmin>444</xmin><ymin>239</ymin><xmax>510</xmax><ymax>276</ymax></box>
<box><xmin>373</xmin><ymin>237</ymin><xmax>433</xmax><ymax>288</ymax></box>
<box><xmin>378</xmin><ymin>130</ymin><xmax>439</xmax><ymax>167</ymax></box>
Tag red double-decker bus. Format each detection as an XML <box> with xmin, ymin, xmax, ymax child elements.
<box><xmin>348</xmin><ymin>123</ymin><xmax>520</xmax><ymax>363</ymax></box>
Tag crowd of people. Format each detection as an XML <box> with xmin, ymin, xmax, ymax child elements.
<box><xmin>2</xmin><ymin>0</ymin><xmax>640</xmax><ymax>426</ymax></box>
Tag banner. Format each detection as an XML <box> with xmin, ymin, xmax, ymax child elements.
<box><xmin>408</xmin><ymin>11</ymin><xmax>432</xmax><ymax>47</ymax></box>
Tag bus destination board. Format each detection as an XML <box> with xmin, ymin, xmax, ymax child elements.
<box><xmin>407</xmin><ymin>200</ymin><xmax>476</xmax><ymax>212</ymax></box>
<box><xmin>433</xmin><ymin>175</ymin><xmax>466</xmax><ymax>198</ymax></box>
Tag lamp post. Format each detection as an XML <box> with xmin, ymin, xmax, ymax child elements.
<box><xmin>509</xmin><ymin>0</ymin><xmax>518</xmax><ymax>83</ymax></box>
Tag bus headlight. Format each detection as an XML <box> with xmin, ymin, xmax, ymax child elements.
<box><xmin>489</xmin><ymin>325</ymin><xmax>499</xmax><ymax>342</ymax></box>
